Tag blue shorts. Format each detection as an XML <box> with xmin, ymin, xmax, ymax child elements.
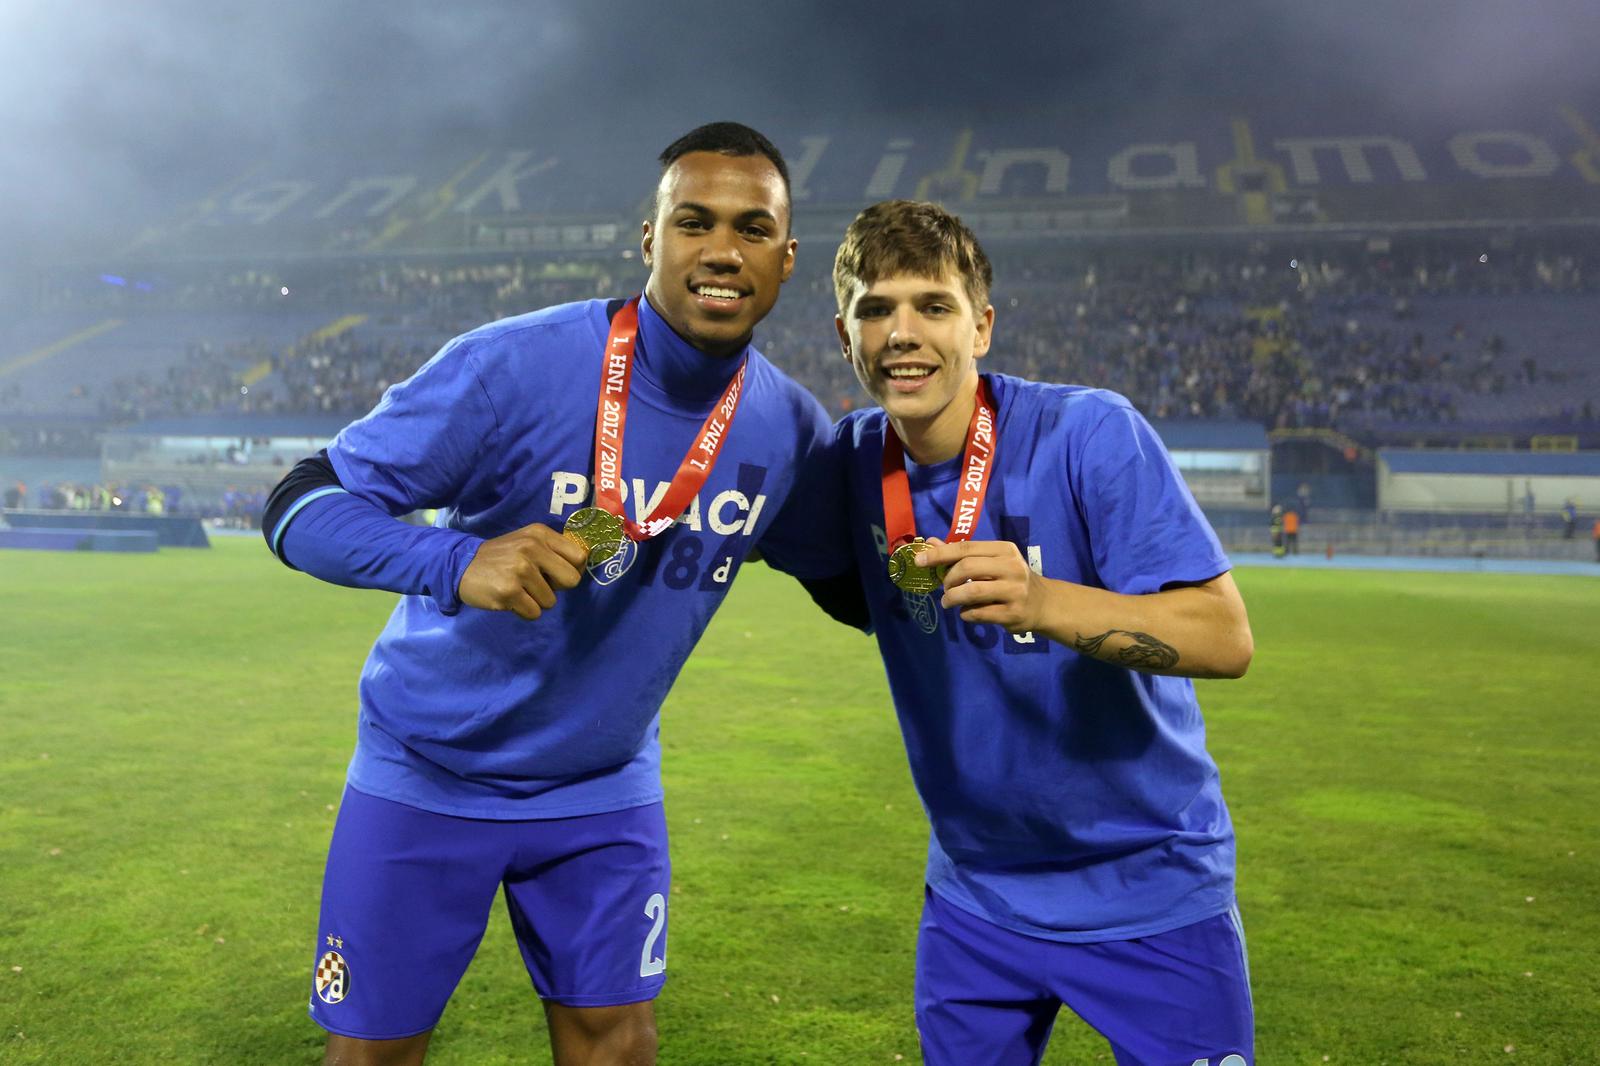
<box><xmin>915</xmin><ymin>887</ymin><xmax>1253</xmax><ymax>1066</ymax></box>
<box><xmin>308</xmin><ymin>787</ymin><xmax>670</xmax><ymax>1040</ymax></box>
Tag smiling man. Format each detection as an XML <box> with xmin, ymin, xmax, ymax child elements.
<box><xmin>260</xmin><ymin>122</ymin><xmax>842</xmax><ymax>1066</ymax></box>
<box><xmin>825</xmin><ymin>200</ymin><xmax>1257</xmax><ymax>1065</ymax></box>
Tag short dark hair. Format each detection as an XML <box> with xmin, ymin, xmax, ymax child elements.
<box><xmin>833</xmin><ymin>200</ymin><xmax>993</xmax><ymax>315</ymax></box>
<box><xmin>653</xmin><ymin>121</ymin><xmax>791</xmax><ymax>221</ymax></box>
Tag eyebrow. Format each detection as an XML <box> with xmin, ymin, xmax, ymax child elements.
<box><xmin>857</xmin><ymin>287</ymin><xmax>962</xmax><ymax>304</ymax></box>
<box><xmin>670</xmin><ymin>201</ymin><xmax>780</xmax><ymax>225</ymax></box>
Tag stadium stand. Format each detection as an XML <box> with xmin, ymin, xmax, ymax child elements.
<box><xmin>4</xmin><ymin>178</ymin><xmax>1596</xmax><ymax>559</ymax></box>
<box><xmin>0</xmin><ymin>307</ymin><xmax>332</xmax><ymax>418</ymax></box>
<box><xmin>16</xmin><ymin>237</ymin><xmax>1591</xmax><ymax>431</ymax></box>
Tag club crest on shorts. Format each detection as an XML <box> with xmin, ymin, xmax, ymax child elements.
<box><xmin>588</xmin><ymin>537</ymin><xmax>637</xmax><ymax>585</ymax></box>
<box><xmin>314</xmin><ymin>950</ymin><xmax>350</xmax><ymax>1005</ymax></box>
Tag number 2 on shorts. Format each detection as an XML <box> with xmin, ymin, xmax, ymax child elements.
<box><xmin>639</xmin><ymin>892</ymin><xmax>667</xmax><ymax>977</ymax></box>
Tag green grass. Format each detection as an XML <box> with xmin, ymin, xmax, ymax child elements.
<box><xmin>2</xmin><ymin>539</ymin><xmax>1597</xmax><ymax>1064</ymax></box>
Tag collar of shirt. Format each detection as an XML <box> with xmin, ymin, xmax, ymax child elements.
<box><xmin>633</xmin><ymin>292</ymin><xmax>750</xmax><ymax>410</ymax></box>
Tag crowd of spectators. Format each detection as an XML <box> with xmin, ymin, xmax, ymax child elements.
<box><xmin>5</xmin><ymin>478</ymin><xmax>271</xmax><ymax>527</ymax></box>
<box><xmin>10</xmin><ymin>239</ymin><xmax>1599</xmax><ymax>437</ymax></box>
<box><xmin>786</xmin><ymin>242</ymin><xmax>1598</xmax><ymax>429</ymax></box>
<box><xmin>272</xmin><ymin>332</ymin><xmax>432</xmax><ymax>414</ymax></box>
<box><xmin>1054</xmin><ymin>245</ymin><xmax>1584</xmax><ymax>426</ymax></box>
<box><xmin>94</xmin><ymin>340</ymin><xmax>277</xmax><ymax>424</ymax></box>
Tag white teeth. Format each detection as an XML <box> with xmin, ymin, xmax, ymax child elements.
<box><xmin>695</xmin><ymin>286</ymin><xmax>741</xmax><ymax>299</ymax></box>
<box><xmin>887</xmin><ymin>366</ymin><xmax>933</xmax><ymax>379</ymax></box>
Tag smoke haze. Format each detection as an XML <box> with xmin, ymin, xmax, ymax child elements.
<box><xmin>1</xmin><ymin>0</ymin><xmax>1595</xmax><ymax>279</ymax></box>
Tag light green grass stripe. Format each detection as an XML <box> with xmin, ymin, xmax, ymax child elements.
<box><xmin>2</xmin><ymin>545</ymin><xmax>1597</xmax><ymax>1063</ymax></box>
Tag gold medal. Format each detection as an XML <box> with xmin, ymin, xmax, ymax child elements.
<box><xmin>887</xmin><ymin>538</ymin><xmax>947</xmax><ymax>595</ymax></box>
<box><xmin>581</xmin><ymin>297</ymin><xmax>750</xmax><ymax>550</ymax></box>
<box><xmin>563</xmin><ymin>507</ymin><xmax>626</xmax><ymax>565</ymax></box>
<box><xmin>881</xmin><ymin>380</ymin><xmax>997</xmax><ymax>598</ymax></box>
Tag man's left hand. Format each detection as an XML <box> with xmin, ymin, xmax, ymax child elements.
<box><xmin>915</xmin><ymin>537</ymin><xmax>1044</xmax><ymax>634</ymax></box>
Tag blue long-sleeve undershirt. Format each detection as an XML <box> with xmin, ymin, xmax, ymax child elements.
<box><xmin>273</xmin><ymin>490</ymin><xmax>482</xmax><ymax>615</ymax></box>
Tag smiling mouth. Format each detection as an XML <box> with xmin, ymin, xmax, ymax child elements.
<box><xmin>880</xmin><ymin>364</ymin><xmax>936</xmax><ymax>393</ymax></box>
<box><xmin>690</xmin><ymin>282</ymin><xmax>748</xmax><ymax>308</ymax></box>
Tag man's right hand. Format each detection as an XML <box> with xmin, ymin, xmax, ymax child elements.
<box><xmin>458</xmin><ymin>522</ymin><xmax>591</xmax><ymax>620</ymax></box>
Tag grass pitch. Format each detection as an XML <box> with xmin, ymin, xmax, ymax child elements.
<box><xmin>2</xmin><ymin>538</ymin><xmax>1597</xmax><ymax>1064</ymax></box>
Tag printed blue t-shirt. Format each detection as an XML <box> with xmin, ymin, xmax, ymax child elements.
<box><xmin>832</xmin><ymin>372</ymin><xmax>1237</xmax><ymax>942</ymax></box>
<box><xmin>304</xmin><ymin>296</ymin><xmax>838</xmax><ymax>818</ymax></box>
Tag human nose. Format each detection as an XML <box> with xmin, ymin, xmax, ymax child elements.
<box><xmin>887</xmin><ymin>307</ymin><xmax>920</xmax><ymax>350</ymax></box>
<box><xmin>699</xmin><ymin>228</ymin><xmax>743</xmax><ymax>272</ymax></box>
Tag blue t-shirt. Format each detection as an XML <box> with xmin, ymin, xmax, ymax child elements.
<box><xmin>316</xmin><ymin>296</ymin><xmax>837</xmax><ymax>819</ymax></box>
<box><xmin>833</xmin><ymin>373</ymin><xmax>1236</xmax><ymax>942</ymax></box>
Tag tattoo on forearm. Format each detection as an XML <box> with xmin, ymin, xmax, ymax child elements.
<box><xmin>1072</xmin><ymin>629</ymin><xmax>1180</xmax><ymax>670</ymax></box>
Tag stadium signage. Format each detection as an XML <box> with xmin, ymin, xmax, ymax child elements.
<box><xmin>176</xmin><ymin>112</ymin><xmax>1600</xmax><ymax>237</ymax></box>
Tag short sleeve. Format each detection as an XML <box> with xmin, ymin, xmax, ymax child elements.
<box><xmin>755</xmin><ymin>402</ymin><xmax>854</xmax><ymax>580</ymax></box>
<box><xmin>1072</xmin><ymin>401</ymin><xmax>1230</xmax><ymax>595</ymax></box>
<box><xmin>326</xmin><ymin>336</ymin><xmax>499</xmax><ymax>515</ymax></box>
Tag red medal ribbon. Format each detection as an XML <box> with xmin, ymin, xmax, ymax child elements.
<box><xmin>591</xmin><ymin>296</ymin><xmax>749</xmax><ymax>541</ymax></box>
<box><xmin>881</xmin><ymin>377</ymin><xmax>998</xmax><ymax>552</ymax></box>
